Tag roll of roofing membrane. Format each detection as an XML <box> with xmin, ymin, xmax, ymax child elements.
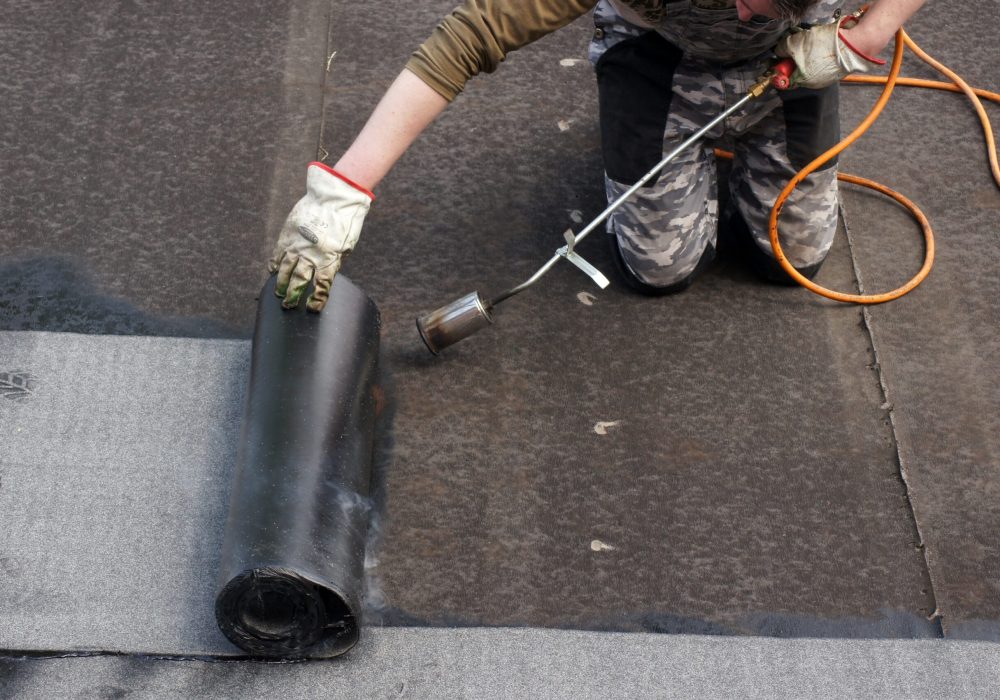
<box><xmin>215</xmin><ymin>274</ymin><xmax>380</xmax><ymax>658</ymax></box>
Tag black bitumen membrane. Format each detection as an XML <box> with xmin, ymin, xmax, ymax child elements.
<box><xmin>1</xmin><ymin>0</ymin><xmax>998</xmax><ymax>685</ymax></box>
<box><xmin>0</xmin><ymin>0</ymin><xmax>328</xmax><ymax>338</ymax></box>
<box><xmin>835</xmin><ymin>2</ymin><xmax>1000</xmax><ymax>637</ymax></box>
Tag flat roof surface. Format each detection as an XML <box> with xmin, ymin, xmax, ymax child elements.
<box><xmin>1</xmin><ymin>0</ymin><xmax>997</xmax><ymax>695</ymax></box>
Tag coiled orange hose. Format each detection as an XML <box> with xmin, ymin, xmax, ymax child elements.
<box><xmin>721</xmin><ymin>30</ymin><xmax>1000</xmax><ymax>303</ymax></box>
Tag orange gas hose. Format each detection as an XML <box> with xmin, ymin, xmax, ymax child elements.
<box><xmin>719</xmin><ymin>29</ymin><xmax>1000</xmax><ymax>304</ymax></box>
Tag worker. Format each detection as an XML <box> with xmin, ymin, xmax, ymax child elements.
<box><xmin>268</xmin><ymin>0</ymin><xmax>925</xmax><ymax>311</ymax></box>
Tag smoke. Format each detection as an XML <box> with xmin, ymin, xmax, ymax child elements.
<box><xmin>360</xmin><ymin>358</ymin><xmax>396</xmax><ymax>624</ymax></box>
<box><xmin>361</xmin><ymin>492</ymin><xmax>389</xmax><ymax>622</ymax></box>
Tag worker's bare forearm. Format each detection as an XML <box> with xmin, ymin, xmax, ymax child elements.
<box><xmin>333</xmin><ymin>68</ymin><xmax>449</xmax><ymax>191</ymax></box>
<box><xmin>841</xmin><ymin>0</ymin><xmax>927</xmax><ymax>57</ymax></box>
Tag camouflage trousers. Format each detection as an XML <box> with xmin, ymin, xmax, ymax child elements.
<box><xmin>590</xmin><ymin>0</ymin><xmax>841</xmax><ymax>290</ymax></box>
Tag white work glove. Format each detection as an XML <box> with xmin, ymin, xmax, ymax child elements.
<box><xmin>775</xmin><ymin>15</ymin><xmax>885</xmax><ymax>90</ymax></box>
<box><xmin>268</xmin><ymin>162</ymin><xmax>374</xmax><ymax>312</ymax></box>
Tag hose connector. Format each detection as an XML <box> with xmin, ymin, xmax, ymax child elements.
<box><xmin>748</xmin><ymin>74</ymin><xmax>772</xmax><ymax>98</ymax></box>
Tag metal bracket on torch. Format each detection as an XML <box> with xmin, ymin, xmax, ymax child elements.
<box><xmin>557</xmin><ymin>229</ymin><xmax>610</xmax><ymax>289</ymax></box>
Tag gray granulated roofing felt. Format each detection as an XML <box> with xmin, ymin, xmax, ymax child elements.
<box><xmin>0</xmin><ymin>332</ymin><xmax>247</xmax><ymax>655</ymax></box>
<box><xmin>3</xmin><ymin>629</ymin><xmax>1000</xmax><ymax>700</ymax></box>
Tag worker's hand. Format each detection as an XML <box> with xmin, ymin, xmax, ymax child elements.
<box><xmin>268</xmin><ymin>162</ymin><xmax>374</xmax><ymax>312</ymax></box>
<box><xmin>775</xmin><ymin>15</ymin><xmax>885</xmax><ymax>90</ymax></box>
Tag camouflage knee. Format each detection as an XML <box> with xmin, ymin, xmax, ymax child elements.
<box><xmin>730</xmin><ymin>84</ymin><xmax>841</xmax><ymax>270</ymax></box>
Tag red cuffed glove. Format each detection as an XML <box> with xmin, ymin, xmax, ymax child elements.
<box><xmin>776</xmin><ymin>15</ymin><xmax>886</xmax><ymax>89</ymax></box>
<box><xmin>267</xmin><ymin>162</ymin><xmax>374</xmax><ymax>312</ymax></box>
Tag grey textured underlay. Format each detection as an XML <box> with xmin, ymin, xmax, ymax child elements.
<box><xmin>3</xmin><ymin>628</ymin><xmax>1000</xmax><ymax>700</ymax></box>
<box><xmin>0</xmin><ymin>331</ymin><xmax>249</xmax><ymax>655</ymax></box>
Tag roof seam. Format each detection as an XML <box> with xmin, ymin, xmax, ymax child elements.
<box><xmin>316</xmin><ymin>1</ymin><xmax>336</xmax><ymax>162</ymax></box>
<box><xmin>838</xmin><ymin>202</ymin><xmax>943</xmax><ymax>636</ymax></box>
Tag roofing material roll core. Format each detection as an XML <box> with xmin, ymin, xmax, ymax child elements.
<box><xmin>215</xmin><ymin>274</ymin><xmax>381</xmax><ymax>658</ymax></box>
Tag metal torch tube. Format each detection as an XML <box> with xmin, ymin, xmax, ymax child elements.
<box><xmin>490</xmin><ymin>91</ymin><xmax>756</xmax><ymax>308</ymax></box>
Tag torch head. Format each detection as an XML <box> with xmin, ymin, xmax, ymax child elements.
<box><xmin>416</xmin><ymin>291</ymin><xmax>494</xmax><ymax>355</ymax></box>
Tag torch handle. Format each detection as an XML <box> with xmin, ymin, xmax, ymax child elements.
<box><xmin>771</xmin><ymin>58</ymin><xmax>796</xmax><ymax>90</ymax></box>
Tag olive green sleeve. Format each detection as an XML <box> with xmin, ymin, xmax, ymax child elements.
<box><xmin>406</xmin><ymin>0</ymin><xmax>598</xmax><ymax>102</ymax></box>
